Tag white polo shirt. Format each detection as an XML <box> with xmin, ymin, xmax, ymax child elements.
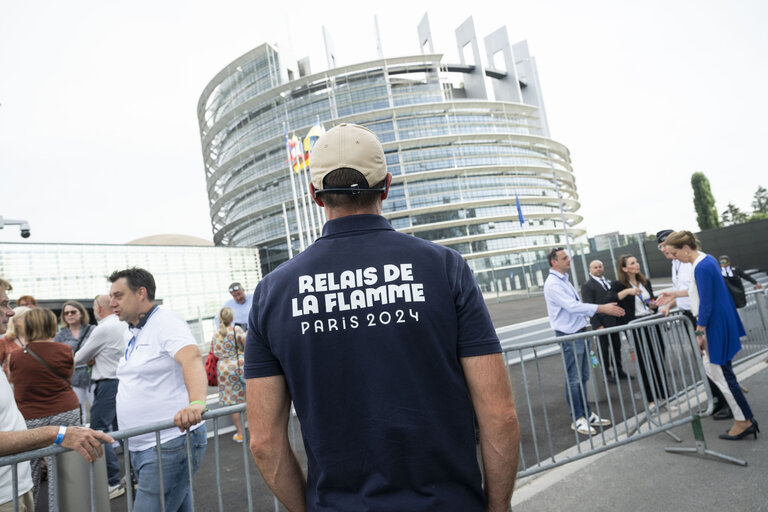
<box><xmin>116</xmin><ymin>307</ymin><xmax>201</xmax><ymax>452</ymax></box>
<box><xmin>672</xmin><ymin>260</ymin><xmax>693</xmax><ymax>311</ymax></box>
<box><xmin>0</xmin><ymin>373</ymin><xmax>33</xmax><ymax>505</ymax></box>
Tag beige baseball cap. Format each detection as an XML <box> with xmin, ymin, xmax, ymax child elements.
<box><xmin>310</xmin><ymin>123</ymin><xmax>387</xmax><ymax>195</ymax></box>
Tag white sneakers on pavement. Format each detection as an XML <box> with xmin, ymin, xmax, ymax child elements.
<box><xmin>571</xmin><ymin>417</ymin><xmax>596</xmax><ymax>435</ymax></box>
<box><xmin>572</xmin><ymin>413</ymin><xmax>611</xmax><ymax>435</ymax></box>
<box><xmin>588</xmin><ymin>412</ymin><xmax>611</xmax><ymax>427</ymax></box>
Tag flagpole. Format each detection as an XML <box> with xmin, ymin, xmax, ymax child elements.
<box><xmin>520</xmin><ymin>223</ymin><xmax>533</xmax><ymax>298</ymax></box>
<box><xmin>298</xmin><ymin>153</ymin><xmax>320</xmax><ymax>239</ymax></box>
<box><xmin>516</xmin><ymin>192</ymin><xmax>533</xmax><ymax>298</ymax></box>
<box><xmin>285</xmin><ymin>129</ymin><xmax>306</xmax><ymax>251</ymax></box>
<box><xmin>294</xmin><ymin>141</ymin><xmax>314</xmax><ymax>246</ymax></box>
<box><xmin>282</xmin><ymin>202</ymin><xmax>294</xmax><ymax>259</ymax></box>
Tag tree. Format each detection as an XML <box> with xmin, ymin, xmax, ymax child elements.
<box><xmin>721</xmin><ymin>202</ymin><xmax>748</xmax><ymax>226</ymax></box>
<box><xmin>691</xmin><ymin>172</ymin><xmax>720</xmax><ymax>230</ymax></box>
<box><xmin>752</xmin><ymin>185</ymin><xmax>768</xmax><ymax>214</ymax></box>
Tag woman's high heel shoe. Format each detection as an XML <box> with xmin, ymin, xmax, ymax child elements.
<box><xmin>718</xmin><ymin>419</ymin><xmax>760</xmax><ymax>440</ymax></box>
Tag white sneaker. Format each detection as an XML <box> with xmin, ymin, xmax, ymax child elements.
<box><xmin>571</xmin><ymin>417</ymin><xmax>596</xmax><ymax>435</ymax></box>
<box><xmin>109</xmin><ymin>483</ymin><xmax>126</xmax><ymax>500</ymax></box>
<box><xmin>588</xmin><ymin>412</ymin><xmax>611</xmax><ymax>427</ymax></box>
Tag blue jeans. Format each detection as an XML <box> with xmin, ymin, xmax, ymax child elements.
<box><xmin>130</xmin><ymin>426</ymin><xmax>207</xmax><ymax>512</ymax></box>
<box><xmin>89</xmin><ymin>379</ymin><xmax>120</xmax><ymax>485</ymax></box>
<box><xmin>557</xmin><ymin>333</ymin><xmax>592</xmax><ymax>422</ymax></box>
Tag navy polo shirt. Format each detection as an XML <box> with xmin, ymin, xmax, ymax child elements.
<box><xmin>245</xmin><ymin>214</ymin><xmax>501</xmax><ymax>512</ymax></box>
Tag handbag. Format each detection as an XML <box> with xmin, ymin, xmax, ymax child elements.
<box><xmin>205</xmin><ymin>341</ymin><xmax>219</xmax><ymax>387</ymax></box>
<box><xmin>71</xmin><ymin>324</ymin><xmax>93</xmax><ymax>389</ymax></box>
<box><xmin>723</xmin><ymin>275</ymin><xmax>747</xmax><ymax>308</ymax></box>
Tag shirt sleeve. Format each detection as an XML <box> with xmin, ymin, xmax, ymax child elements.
<box><xmin>453</xmin><ymin>255</ymin><xmax>501</xmax><ymax>358</ymax></box>
<box><xmin>159</xmin><ymin>312</ymin><xmax>197</xmax><ymax>358</ymax></box>
<box><xmin>243</xmin><ymin>283</ymin><xmax>284</xmax><ymax>378</ymax></box>
<box><xmin>73</xmin><ymin>325</ymin><xmax>105</xmax><ymax>364</ymax></box>
<box><xmin>549</xmin><ymin>280</ymin><xmax>598</xmax><ymax>316</ymax></box>
<box><xmin>695</xmin><ymin>262</ymin><xmax>715</xmax><ymax>328</ymax></box>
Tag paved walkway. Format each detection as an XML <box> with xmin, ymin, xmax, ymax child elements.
<box><xmin>512</xmin><ymin>357</ymin><xmax>768</xmax><ymax>512</ymax></box>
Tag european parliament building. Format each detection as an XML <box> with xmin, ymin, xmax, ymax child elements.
<box><xmin>198</xmin><ymin>15</ymin><xmax>584</xmax><ymax>292</ymax></box>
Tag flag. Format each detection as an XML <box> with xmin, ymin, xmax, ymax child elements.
<box><xmin>303</xmin><ymin>120</ymin><xmax>326</xmax><ymax>167</ymax></box>
<box><xmin>285</xmin><ymin>134</ymin><xmax>306</xmax><ymax>172</ymax></box>
<box><xmin>515</xmin><ymin>194</ymin><xmax>525</xmax><ymax>226</ymax></box>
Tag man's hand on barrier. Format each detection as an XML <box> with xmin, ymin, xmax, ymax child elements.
<box><xmin>596</xmin><ymin>303</ymin><xmax>625</xmax><ymax>317</ymax></box>
<box><xmin>62</xmin><ymin>427</ymin><xmax>114</xmax><ymax>463</ymax></box>
<box><xmin>660</xmin><ymin>306</ymin><xmax>670</xmax><ymax>317</ymax></box>
<box><xmin>174</xmin><ymin>402</ymin><xmax>206</xmax><ymax>432</ymax></box>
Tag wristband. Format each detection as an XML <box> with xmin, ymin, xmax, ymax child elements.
<box><xmin>55</xmin><ymin>425</ymin><xmax>67</xmax><ymax>445</ymax></box>
<box><xmin>189</xmin><ymin>400</ymin><xmax>206</xmax><ymax>406</ymax></box>
<box><xmin>695</xmin><ymin>330</ymin><xmax>705</xmax><ymax>336</ymax></box>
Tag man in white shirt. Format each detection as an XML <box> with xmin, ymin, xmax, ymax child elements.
<box><xmin>1</xmin><ymin>278</ymin><xmax>112</xmax><ymax>512</ymax></box>
<box><xmin>109</xmin><ymin>268</ymin><xmax>207</xmax><ymax>512</ymax></box>
<box><xmin>73</xmin><ymin>294</ymin><xmax>128</xmax><ymax>499</ymax></box>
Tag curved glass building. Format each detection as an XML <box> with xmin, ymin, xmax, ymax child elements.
<box><xmin>198</xmin><ymin>15</ymin><xmax>584</xmax><ymax>292</ymax></box>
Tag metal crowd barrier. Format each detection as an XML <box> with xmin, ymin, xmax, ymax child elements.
<box><xmin>506</xmin><ymin>314</ymin><xmax>749</xmax><ymax>479</ymax></box>
<box><xmin>0</xmin><ymin>405</ymin><xmax>271</xmax><ymax>512</ymax></box>
<box><xmin>735</xmin><ymin>289</ymin><xmax>768</xmax><ymax>364</ymax></box>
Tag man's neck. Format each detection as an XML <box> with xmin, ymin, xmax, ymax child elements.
<box><xmin>131</xmin><ymin>303</ymin><xmax>156</xmax><ymax>327</ymax></box>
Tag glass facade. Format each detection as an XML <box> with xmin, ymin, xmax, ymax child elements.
<box><xmin>198</xmin><ymin>29</ymin><xmax>585</xmax><ymax>294</ymax></box>
<box><xmin>0</xmin><ymin>242</ymin><xmax>262</xmax><ymax>350</ymax></box>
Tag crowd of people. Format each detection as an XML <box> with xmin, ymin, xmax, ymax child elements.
<box><xmin>1</xmin><ymin>123</ymin><xmax>762</xmax><ymax>512</ymax></box>
<box><xmin>0</xmin><ymin>272</ymin><xmax>250</xmax><ymax>511</ymax></box>
<box><xmin>544</xmin><ymin>230</ymin><xmax>761</xmax><ymax>442</ymax></box>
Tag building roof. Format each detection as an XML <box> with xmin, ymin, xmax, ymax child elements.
<box><xmin>125</xmin><ymin>234</ymin><xmax>214</xmax><ymax>246</ymax></box>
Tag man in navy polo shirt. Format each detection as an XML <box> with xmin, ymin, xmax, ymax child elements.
<box><xmin>245</xmin><ymin>123</ymin><xmax>520</xmax><ymax>512</ymax></box>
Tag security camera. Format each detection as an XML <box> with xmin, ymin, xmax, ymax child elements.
<box><xmin>0</xmin><ymin>216</ymin><xmax>31</xmax><ymax>238</ymax></box>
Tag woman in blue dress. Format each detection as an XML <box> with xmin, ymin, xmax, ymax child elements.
<box><xmin>663</xmin><ymin>231</ymin><xmax>758</xmax><ymax>440</ymax></box>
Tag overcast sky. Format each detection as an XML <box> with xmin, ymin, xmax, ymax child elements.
<box><xmin>1</xmin><ymin>0</ymin><xmax>766</xmax><ymax>245</ymax></box>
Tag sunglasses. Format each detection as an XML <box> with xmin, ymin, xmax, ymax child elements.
<box><xmin>229</xmin><ymin>286</ymin><xmax>242</xmax><ymax>293</ymax></box>
<box><xmin>64</xmin><ymin>310</ymin><xmax>79</xmax><ymax>315</ymax></box>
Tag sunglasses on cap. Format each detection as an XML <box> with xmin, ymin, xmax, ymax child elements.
<box><xmin>229</xmin><ymin>285</ymin><xmax>242</xmax><ymax>293</ymax></box>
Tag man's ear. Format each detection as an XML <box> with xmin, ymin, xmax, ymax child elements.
<box><xmin>309</xmin><ymin>183</ymin><xmax>325</xmax><ymax>207</ymax></box>
<box><xmin>380</xmin><ymin>173</ymin><xmax>393</xmax><ymax>200</ymax></box>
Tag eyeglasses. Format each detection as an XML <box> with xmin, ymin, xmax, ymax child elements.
<box><xmin>64</xmin><ymin>310</ymin><xmax>79</xmax><ymax>316</ymax></box>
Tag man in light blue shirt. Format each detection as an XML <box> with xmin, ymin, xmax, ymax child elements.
<box><xmin>215</xmin><ymin>282</ymin><xmax>253</xmax><ymax>331</ymax></box>
<box><xmin>544</xmin><ymin>248</ymin><xmax>625</xmax><ymax>435</ymax></box>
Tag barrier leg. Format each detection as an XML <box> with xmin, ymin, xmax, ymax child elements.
<box><xmin>664</xmin><ymin>415</ymin><xmax>747</xmax><ymax>466</ymax></box>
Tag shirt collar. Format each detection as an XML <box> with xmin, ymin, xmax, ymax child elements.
<box><xmin>591</xmin><ymin>274</ymin><xmax>607</xmax><ymax>281</ymax></box>
<box><xmin>129</xmin><ymin>304</ymin><xmax>158</xmax><ymax>331</ymax></box>
<box><xmin>549</xmin><ymin>269</ymin><xmax>569</xmax><ymax>281</ymax></box>
<box><xmin>321</xmin><ymin>214</ymin><xmax>394</xmax><ymax>238</ymax></box>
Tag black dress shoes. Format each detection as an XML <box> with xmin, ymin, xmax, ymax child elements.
<box><xmin>713</xmin><ymin>406</ymin><xmax>733</xmax><ymax>420</ymax></box>
<box><xmin>616</xmin><ymin>372</ymin><xmax>633</xmax><ymax>380</ymax></box>
<box><xmin>718</xmin><ymin>419</ymin><xmax>760</xmax><ymax>440</ymax></box>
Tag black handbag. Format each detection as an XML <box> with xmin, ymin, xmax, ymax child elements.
<box><xmin>723</xmin><ymin>275</ymin><xmax>747</xmax><ymax>308</ymax></box>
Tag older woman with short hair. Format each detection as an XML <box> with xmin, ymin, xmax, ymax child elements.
<box><xmin>8</xmin><ymin>308</ymin><xmax>81</xmax><ymax>508</ymax></box>
<box><xmin>663</xmin><ymin>230</ymin><xmax>758</xmax><ymax>440</ymax></box>
<box><xmin>54</xmin><ymin>300</ymin><xmax>95</xmax><ymax>422</ymax></box>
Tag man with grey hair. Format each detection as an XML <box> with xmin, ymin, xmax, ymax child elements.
<box><xmin>74</xmin><ymin>294</ymin><xmax>129</xmax><ymax>498</ymax></box>
<box><xmin>1</xmin><ymin>279</ymin><xmax>112</xmax><ymax>511</ymax></box>
<box><xmin>245</xmin><ymin>124</ymin><xmax>520</xmax><ymax>512</ymax></box>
